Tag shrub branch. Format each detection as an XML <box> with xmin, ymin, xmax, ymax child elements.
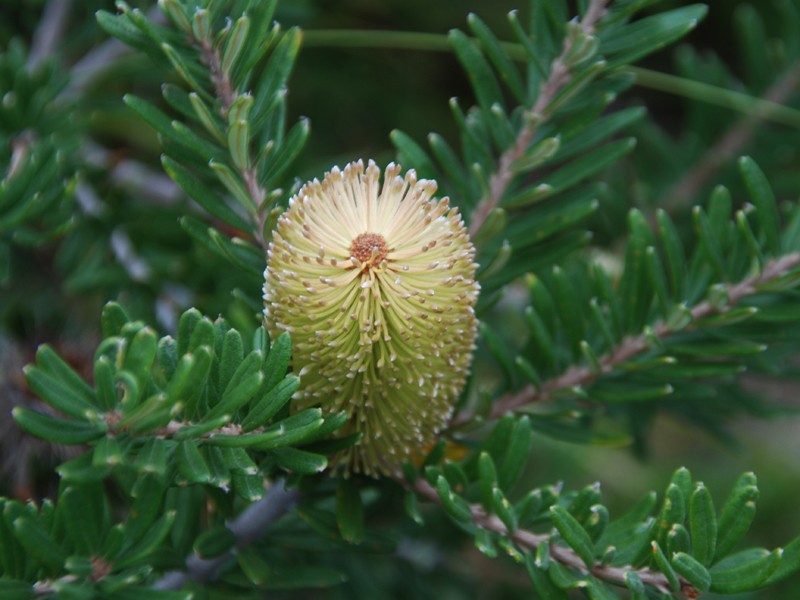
<box><xmin>451</xmin><ymin>251</ymin><xmax>800</xmax><ymax>427</ymax></box>
<box><xmin>468</xmin><ymin>0</ymin><xmax>609</xmax><ymax>238</ymax></box>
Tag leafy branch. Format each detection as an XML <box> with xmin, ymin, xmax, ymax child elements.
<box><xmin>453</xmin><ymin>249</ymin><xmax>800</xmax><ymax>428</ymax></box>
<box><xmin>468</xmin><ymin>0</ymin><xmax>609</xmax><ymax>238</ymax></box>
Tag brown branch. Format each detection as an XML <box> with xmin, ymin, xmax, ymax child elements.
<box><xmin>452</xmin><ymin>252</ymin><xmax>800</xmax><ymax>428</ymax></box>
<box><xmin>195</xmin><ymin>36</ymin><xmax>268</xmax><ymax>249</ymax></box>
<box><xmin>662</xmin><ymin>62</ymin><xmax>800</xmax><ymax>213</ymax></box>
<box><xmin>412</xmin><ymin>478</ymin><xmax>692</xmax><ymax>598</ymax></box>
<box><xmin>468</xmin><ymin>0</ymin><xmax>609</xmax><ymax>238</ymax></box>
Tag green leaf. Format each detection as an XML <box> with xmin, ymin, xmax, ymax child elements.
<box><xmin>600</xmin><ymin>5</ymin><xmax>708</xmax><ymax>68</ymax></box>
<box><xmin>492</xmin><ymin>487</ymin><xmax>517</xmax><ymax>533</ymax></box>
<box><xmin>166</xmin><ymin>158</ymin><xmax>251</xmax><ymax>231</ymax></box>
<box><xmin>209</xmin><ymin>409</ymin><xmax>323</xmax><ymax>449</ymax></box>
<box><xmin>551</xmin><ymin>107</ymin><xmax>646</xmax><ymax>164</ymax></box>
<box><xmin>390</xmin><ymin>130</ymin><xmax>436</xmax><ymax>179</ymax></box>
<box><xmin>765</xmin><ymin>536</ymin><xmax>800</xmax><ymax>586</ymax></box>
<box><xmin>550</xmin><ymin>505</ymin><xmax>595</xmax><ymax>569</ymax></box>
<box><xmin>206</xmin><ymin>352</ymin><xmax>264</xmax><ymax>421</ymax></box>
<box><xmin>650</xmin><ymin>541</ymin><xmax>680</xmax><ymax>593</ymax></box>
<box><xmin>739</xmin><ymin>156</ymin><xmax>780</xmax><ymax>255</ymax></box>
<box><xmin>96</xmin><ymin>11</ymin><xmax>152</xmax><ymax>53</ymax></box>
<box><xmin>115</xmin><ymin>511</ymin><xmax>176</xmax><ymax>569</ymax></box>
<box><xmin>688</xmin><ymin>483</ymin><xmax>717</xmax><ymax>566</ymax></box>
<box><xmin>498</xmin><ymin>415</ymin><xmax>532</xmax><ymax>490</ymax></box>
<box><xmin>467</xmin><ymin>13</ymin><xmax>525</xmax><ymax>102</ymax></box>
<box><xmin>252</xmin><ymin>27</ymin><xmax>302</xmax><ymax>130</ymax></box>
<box><xmin>34</xmin><ymin>345</ymin><xmax>96</xmax><ymax>406</ymax></box>
<box><xmin>13</xmin><ymin>516</ymin><xmax>67</xmax><ymax>573</ymax></box>
<box><xmin>262</xmin><ymin>332</ymin><xmax>292</xmax><ymax>393</ymax></box>
<box><xmin>715</xmin><ymin>473</ymin><xmax>758</xmax><ymax>560</ymax></box>
<box><xmin>337</xmin><ymin>477</ymin><xmax>365</xmax><ymax>544</ymax></box>
<box><xmin>23</xmin><ymin>364</ymin><xmax>97</xmax><ymax>421</ymax></box>
<box><xmin>449</xmin><ymin>29</ymin><xmax>504</xmax><ymax>114</ymax></box>
<box><xmin>525</xmin><ymin>552</ymin><xmax>569</xmax><ymax>600</ymax></box>
<box><xmin>710</xmin><ymin>548</ymin><xmax>782</xmax><ymax>593</ymax></box>
<box><xmin>12</xmin><ymin>407</ymin><xmax>106</xmax><ymax>444</ymax></box>
<box><xmin>672</xmin><ymin>551</ymin><xmax>711</xmax><ymax>592</ymax></box>
<box><xmin>60</xmin><ymin>486</ymin><xmax>105</xmax><ymax>555</ymax></box>
<box><xmin>101</xmin><ymin>301</ymin><xmax>131</xmax><ymax>338</ymax></box>
<box><xmin>176</xmin><ymin>440</ymin><xmax>212</xmax><ymax>485</ymax></box>
<box><xmin>436</xmin><ymin>476</ymin><xmax>472</xmax><ymax>523</ymax></box>
<box><xmin>272</xmin><ymin>447</ymin><xmax>328</xmax><ymax>474</ymax></box>
<box><xmin>478</xmin><ymin>452</ymin><xmax>498</xmax><ymax>513</ymax></box>
<box><xmin>538</xmin><ymin>138</ymin><xmax>636</xmax><ymax>196</ymax></box>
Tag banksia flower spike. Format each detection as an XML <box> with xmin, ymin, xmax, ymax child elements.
<box><xmin>264</xmin><ymin>160</ymin><xmax>479</xmax><ymax>476</ymax></box>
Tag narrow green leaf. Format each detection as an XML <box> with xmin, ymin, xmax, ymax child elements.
<box><xmin>23</xmin><ymin>365</ymin><xmax>97</xmax><ymax>421</ymax></box>
<box><xmin>252</xmin><ymin>27</ymin><xmax>302</xmax><ymax>130</ymax></box>
<box><xmin>710</xmin><ymin>548</ymin><xmax>782</xmax><ymax>593</ymax></box>
<box><xmin>623</xmin><ymin>571</ymin><xmax>646</xmax><ymax>600</ymax></box>
<box><xmin>498</xmin><ymin>415</ymin><xmax>531</xmax><ymax>490</ymax></box>
<box><xmin>468</xmin><ymin>13</ymin><xmax>525</xmax><ymax>102</ymax></box>
<box><xmin>492</xmin><ymin>487</ymin><xmax>517</xmax><ymax>533</ymax></box>
<box><xmin>541</xmin><ymin>138</ymin><xmax>636</xmax><ymax>195</ymax></box>
<box><xmin>134</xmin><ymin>438</ymin><xmax>169</xmax><ymax>478</ymax></box>
<box><xmin>525</xmin><ymin>553</ymin><xmax>569</xmax><ymax>600</ymax></box>
<box><xmin>164</xmin><ymin>157</ymin><xmax>251</xmax><ymax>231</ymax></box>
<box><xmin>272</xmin><ymin>447</ymin><xmax>328</xmax><ymax>474</ymax></box>
<box><xmin>60</xmin><ymin>486</ymin><xmax>105</xmax><ymax>555</ymax></box>
<box><xmin>672</xmin><ymin>551</ymin><xmax>711</xmax><ymax>592</ymax></box>
<box><xmin>337</xmin><ymin>477</ymin><xmax>365</xmax><ymax>543</ymax></box>
<box><xmin>739</xmin><ymin>156</ymin><xmax>780</xmax><ymax>255</ymax></box>
<box><xmin>101</xmin><ymin>301</ymin><xmax>131</xmax><ymax>338</ymax></box>
<box><xmin>436</xmin><ymin>475</ymin><xmax>472</xmax><ymax>523</ymax></box>
<box><xmin>206</xmin><ymin>354</ymin><xmax>264</xmax><ymax>421</ymax></box>
<box><xmin>478</xmin><ymin>452</ymin><xmax>498</xmax><ymax>513</ymax></box>
<box><xmin>656</xmin><ymin>209</ymin><xmax>686</xmax><ymax>301</ymax></box>
<box><xmin>221</xmin><ymin>16</ymin><xmax>250</xmax><ymax>75</ymax></box>
<box><xmin>263</xmin><ymin>331</ymin><xmax>292</xmax><ymax>392</ymax></box>
<box><xmin>12</xmin><ymin>407</ymin><xmax>106</xmax><ymax>444</ymax></box>
<box><xmin>715</xmin><ymin>473</ymin><xmax>758</xmax><ymax>560</ymax></box>
<box><xmin>34</xmin><ymin>345</ymin><xmax>96</xmax><ymax>406</ymax></box>
<box><xmin>551</xmin><ymin>107</ymin><xmax>646</xmax><ymax>164</ymax></box>
<box><xmin>176</xmin><ymin>441</ymin><xmax>212</xmax><ymax>485</ymax></box>
<box><xmin>13</xmin><ymin>517</ymin><xmax>66</xmax><ymax>573</ymax></box>
<box><xmin>210</xmin><ymin>409</ymin><xmax>323</xmax><ymax>449</ymax></box>
<box><xmin>390</xmin><ymin>130</ymin><xmax>437</xmax><ymax>179</ymax></box>
<box><xmin>449</xmin><ymin>29</ymin><xmax>504</xmax><ymax>113</ymax></box>
<box><xmin>600</xmin><ymin>5</ymin><xmax>708</xmax><ymax>68</ymax></box>
<box><xmin>115</xmin><ymin>511</ymin><xmax>176</xmax><ymax>569</ymax></box>
<box><xmin>651</xmin><ymin>541</ymin><xmax>680</xmax><ymax>592</ymax></box>
<box><xmin>550</xmin><ymin>505</ymin><xmax>595</xmax><ymax>569</ymax></box>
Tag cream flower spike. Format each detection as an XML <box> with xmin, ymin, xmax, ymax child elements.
<box><xmin>263</xmin><ymin>159</ymin><xmax>479</xmax><ymax>476</ymax></box>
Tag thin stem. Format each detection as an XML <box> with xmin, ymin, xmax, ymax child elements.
<box><xmin>451</xmin><ymin>252</ymin><xmax>800</xmax><ymax>428</ymax></box>
<box><xmin>411</xmin><ymin>478</ymin><xmax>690</xmax><ymax>597</ymax></box>
<box><xmin>154</xmin><ymin>480</ymin><xmax>302</xmax><ymax>589</ymax></box>
<box><xmin>661</xmin><ymin>62</ymin><xmax>800</xmax><ymax>212</ymax></box>
<box><xmin>28</xmin><ymin>0</ymin><xmax>73</xmax><ymax>71</ymax></box>
<box><xmin>301</xmin><ymin>30</ymin><xmax>800</xmax><ymax>129</ymax></box>
<box><xmin>469</xmin><ymin>0</ymin><xmax>609</xmax><ymax>237</ymax></box>
<box><xmin>195</xmin><ymin>35</ymin><xmax>268</xmax><ymax>249</ymax></box>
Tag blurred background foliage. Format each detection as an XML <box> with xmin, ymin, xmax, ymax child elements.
<box><xmin>1</xmin><ymin>0</ymin><xmax>799</xmax><ymax>597</ymax></box>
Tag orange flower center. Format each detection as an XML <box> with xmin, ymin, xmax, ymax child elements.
<box><xmin>350</xmin><ymin>232</ymin><xmax>389</xmax><ymax>267</ymax></box>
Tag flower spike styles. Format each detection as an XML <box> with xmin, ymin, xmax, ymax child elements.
<box><xmin>264</xmin><ymin>160</ymin><xmax>479</xmax><ymax>476</ymax></box>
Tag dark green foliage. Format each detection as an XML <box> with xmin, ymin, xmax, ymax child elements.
<box><xmin>2</xmin><ymin>0</ymin><xmax>800</xmax><ymax>598</ymax></box>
